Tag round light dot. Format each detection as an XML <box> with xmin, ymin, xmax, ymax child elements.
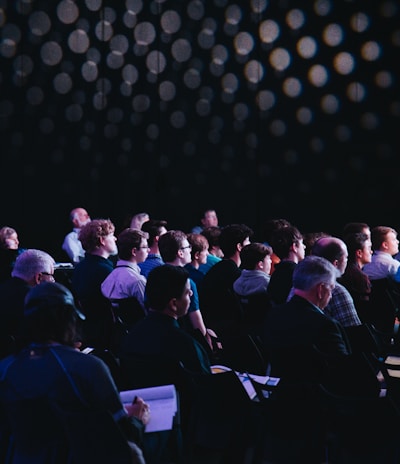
<box><xmin>41</xmin><ymin>41</ymin><xmax>63</xmax><ymax>66</ymax></box>
<box><xmin>28</xmin><ymin>11</ymin><xmax>51</xmax><ymax>36</ymax></box>
<box><xmin>321</xmin><ymin>94</ymin><xmax>340</xmax><ymax>114</ymax></box>
<box><xmin>282</xmin><ymin>77</ymin><xmax>302</xmax><ymax>98</ymax></box>
<box><xmin>68</xmin><ymin>29</ymin><xmax>90</xmax><ymax>54</ymax></box>
<box><xmin>244</xmin><ymin>60</ymin><xmax>264</xmax><ymax>84</ymax></box>
<box><xmin>54</xmin><ymin>72</ymin><xmax>73</xmax><ymax>94</ymax></box>
<box><xmin>308</xmin><ymin>64</ymin><xmax>329</xmax><ymax>87</ymax></box>
<box><xmin>234</xmin><ymin>32</ymin><xmax>254</xmax><ymax>56</ymax></box>
<box><xmin>171</xmin><ymin>38</ymin><xmax>192</xmax><ymax>62</ymax></box>
<box><xmin>259</xmin><ymin>20</ymin><xmax>280</xmax><ymax>44</ymax></box>
<box><xmin>346</xmin><ymin>82</ymin><xmax>366</xmax><ymax>102</ymax></box>
<box><xmin>322</xmin><ymin>24</ymin><xmax>344</xmax><ymax>47</ymax></box>
<box><xmin>297</xmin><ymin>36</ymin><xmax>318</xmax><ymax>59</ymax></box>
<box><xmin>286</xmin><ymin>9</ymin><xmax>305</xmax><ymax>30</ymax></box>
<box><xmin>256</xmin><ymin>90</ymin><xmax>275</xmax><ymax>111</ymax></box>
<box><xmin>296</xmin><ymin>107</ymin><xmax>313</xmax><ymax>124</ymax></box>
<box><xmin>159</xmin><ymin>81</ymin><xmax>176</xmax><ymax>102</ymax></box>
<box><xmin>161</xmin><ymin>10</ymin><xmax>181</xmax><ymax>34</ymax></box>
<box><xmin>146</xmin><ymin>50</ymin><xmax>167</xmax><ymax>74</ymax></box>
<box><xmin>81</xmin><ymin>61</ymin><xmax>98</xmax><ymax>82</ymax></box>
<box><xmin>333</xmin><ymin>52</ymin><xmax>355</xmax><ymax>75</ymax></box>
<box><xmin>57</xmin><ymin>0</ymin><xmax>79</xmax><ymax>25</ymax></box>
<box><xmin>134</xmin><ymin>21</ymin><xmax>156</xmax><ymax>46</ymax></box>
<box><xmin>269</xmin><ymin>48</ymin><xmax>291</xmax><ymax>72</ymax></box>
<box><xmin>361</xmin><ymin>41</ymin><xmax>381</xmax><ymax>61</ymax></box>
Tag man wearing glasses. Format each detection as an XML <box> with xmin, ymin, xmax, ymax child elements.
<box><xmin>0</xmin><ymin>248</ymin><xmax>56</xmax><ymax>357</ymax></box>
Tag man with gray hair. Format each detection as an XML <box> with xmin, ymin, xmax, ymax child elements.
<box><xmin>262</xmin><ymin>255</ymin><xmax>351</xmax><ymax>463</ymax></box>
<box><xmin>311</xmin><ymin>236</ymin><xmax>362</xmax><ymax>327</ymax></box>
<box><xmin>0</xmin><ymin>249</ymin><xmax>55</xmax><ymax>357</ymax></box>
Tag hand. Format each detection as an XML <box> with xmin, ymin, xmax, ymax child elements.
<box><xmin>125</xmin><ymin>396</ymin><xmax>151</xmax><ymax>425</ymax></box>
<box><xmin>206</xmin><ymin>328</ymin><xmax>223</xmax><ymax>350</ymax></box>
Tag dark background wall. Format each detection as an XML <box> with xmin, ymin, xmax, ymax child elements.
<box><xmin>1</xmin><ymin>0</ymin><xmax>399</xmax><ymax>260</ymax></box>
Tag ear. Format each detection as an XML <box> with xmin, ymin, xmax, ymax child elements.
<box><xmin>168</xmin><ymin>297</ymin><xmax>178</xmax><ymax>315</ymax></box>
<box><xmin>356</xmin><ymin>249</ymin><xmax>363</xmax><ymax>259</ymax></box>
<box><xmin>194</xmin><ymin>251</ymin><xmax>201</xmax><ymax>261</ymax></box>
<box><xmin>34</xmin><ymin>273</ymin><xmax>42</xmax><ymax>285</ymax></box>
<box><xmin>255</xmin><ymin>260</ymin><xmax>264</xmax><ymax>271</ymax></box>
<box><xmin>316</xmin><ymin>282</ymin><xmax>324</xmax><ymax>300</ymax></box>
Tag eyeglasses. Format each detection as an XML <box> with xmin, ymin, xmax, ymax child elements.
<box><xmin>40</xmin><ymin>272</ymin><xmax>55</xmax><ymax>281</ymax></box>
<box><xmin>180</xmin><ymin>245</ymin><xmax>192</xmax><ymax>250</ymax></box>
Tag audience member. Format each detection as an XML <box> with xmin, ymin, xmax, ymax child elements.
<box><xmin>0</xmin><ymin>226</ymin><xmax>26</xmax><ymax>283</ymax></box>
<box><xmin>339</xmin><ymin>232</ymin><xmax>373</xmax><ymax>322</ymax></box>
<box><xmin>184</xmin><ymin>233</ymin><xmax>209</xmax><ymax>290</ymax></box>
<box><xmin>191</xmin><ymin>208</ymin><xmax>219</xmax><ymax>234</ymax></box>
<box><xmin>119</xmin><ymin>264</ymin><xmax>211</xmax><ymax>375</ymax></box>
<box><xmin>311</xmin><ymin>236</ymin><xmax>362</xmax><ymax>327</ymax></box>
<box><xmin>342</xmin><ymin>221</ymin><xmax>371</xmax><ymax>240</ymax></box>
<box><xmin>138</xmin><ymin>219</ymin><xmax>167</xmax><ymax>278</ymax></box>
<box><xmin>362</xmin><ymin>226</ymin><xmax>400</xmax><ymax>334</ymax></box>
<box><xmin>233</xmin><ymin>242</ymin><xmax>272</xmax><ymax>336</ymax></box>
<box><xmin>363</xmin><ymin>225</ymin><xmax>400</xmax><ymax>282</ymax></box>
<box><xmin>198</xmin><ymin>226</ymin><xmax>223</xmax><ymax>274</ymax></box>
<box><xmin>267</xmin><ymin>225</ymin><xmax>305</xmax><ymax>305</ymax></box>
<box><xmin>158</xmin><ymin>230</ymin><xmax>212</xmax><ymax>344</ymax></box>
<box><xmin>62</xmin><ymin>207</ymin><xmax>91</xmax><ymax>264</ymax></box>
<box><xmin>0</xmin><ymin>248</ymin><xmax>56</xmax><ymax>358</ymax></box>
<box><xmin>0</xmin><ymin>282</ymin><xmax>147</xmax><ymax>463</ymax></box>
<box><xmin>258</xmin><ymin>218</ymin><xmax>292</xmax><ymax>275</ymax></box>
<box><xmin>263</xmin><ymin>255</ymin><xmax>350</xmax><ymax>379</ymax></box>
<box><xmin>262</xmin><ymin>255</ymin><xmax>350</xmax><ymax>463</ymax></box>
<box><xmin>101</xmin><ymin>228</ymin><xmax>149</xmax><ymax>332</ymax></box>
<box><xmin>303</xmin><ymin>231</ymin><xmax>330</xmax><ymax>256</ymax></box>
<box><xmin>71</xmin><ymin>219</ymin><xmax>117</xmax><ymax>350</ymax></box>
<box><xmin>199</xmin><ymin>223</ymin><xmax>253</xmax><ymax>339</ymax></box>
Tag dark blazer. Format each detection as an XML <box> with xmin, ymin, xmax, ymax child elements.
<box><xmin>262</xmin><ymin>294</ymin><xmax>350</xmax><ymax>383</ymax></box>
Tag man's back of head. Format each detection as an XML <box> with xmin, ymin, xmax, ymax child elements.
<box><xmin>219</xmin><ymin>224</ymin><xmax>253</xmax><ymax>259</ymax></box>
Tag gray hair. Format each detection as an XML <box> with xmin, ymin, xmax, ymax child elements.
<box><xmin>12</xmin><ymin>249</ymin><xmax>55</xmax><ymax>280</ymax></box>
<box><xmin>292</xmin><ymin>255</ymin><xmax>337</xmax><ymax>291</ymax></box>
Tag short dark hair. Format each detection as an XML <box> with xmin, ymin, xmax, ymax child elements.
<box><xmin>117</xmin><ymin>228</ymin><xmax>148</xmax><ymax>260</ymax></box>
<box><xmin>145</xmin><ymin>264</ymin><xmax>189</xmax><ymax>311</ymax></box>
<box><xmin>141</xmin><ymin>219</ymin><xmax>168</xmax><ymax>247</ymax></box>
<box><xmin>270</xmin><ymin>225</ymin><xmax>303</xmax><ymax>259</ymax></box>
<box><xmin>240</xmin><ymin>242</ymin><xmax>272</xmax><ymax>270</ymax></box>
<box><xmin>219</xmin><ymin>224</ymin><xmax>254</xmax><ymax>258</ymax></box>
<box><xmin>200</xmin><ymin>226</ymin><xmax>221</xmax><ymax>248</ymax></box>
<box><xmin>343</xmin><ymin>232</ymin><xmax>369</xmax><ymax>263</ymax></box>
<box><xmin>158</xmin><ymin>230</ymin><xmax>187</xmax><ymax>263</ymax></box>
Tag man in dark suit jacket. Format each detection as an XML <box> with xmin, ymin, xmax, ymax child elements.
<box><xmin>263</xmin><ymin>255</ymin><xmax>350</xmax><ymax>382</ymax></box>
<box><xmin>262</xmin><ymin>255</ymin><xmax>351</xmax><ymax>463</ymax></box>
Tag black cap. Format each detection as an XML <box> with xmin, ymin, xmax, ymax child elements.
<box><xmin>24</xmin><ymin>282</ymin><xmax>85</xmax><ymax>320</ymax></box>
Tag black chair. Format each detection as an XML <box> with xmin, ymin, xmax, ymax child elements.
<box><xmin>318</xmin><ymin>382</ymin><xmax>400</xmax><ymax>463</ymax></box>
<box><xmin>216</xmin><ymin>333</ymin><xmax>269</xmax><ymax>376</ymax></box>
<box><xmin>367</xmin><ymin>277</ymin><xmax>400</xmax><ymax>335</ymax></box>
<box><xmin>186</xmin><ymin>369</ymin><xmax>259</xmax><ymax>462</ymax></box>
<box><xmin>313</xmin><ymin>345</ymin><xmax>383</xmax><ymax>398</ymax></box>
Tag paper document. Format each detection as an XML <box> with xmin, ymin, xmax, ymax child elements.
<box><xmin>211</xmin><ymin>365</ymin><xmax>280</xmax><ymax>400</ymax></box>
<box><xmin>120</xmin><ymin>384</ymin><xmax>178</xmax><ymax>433</ymax></box>
<box><xmin>385</xmin><ymin>355</ymin><xmax>400</xmax><ymax>378</ymax></box>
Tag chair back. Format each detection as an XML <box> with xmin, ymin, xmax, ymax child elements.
<box><xmin>367</xmin><ymin>277</ymin><xmax>400</xmax><ymax>333</ymax></box>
